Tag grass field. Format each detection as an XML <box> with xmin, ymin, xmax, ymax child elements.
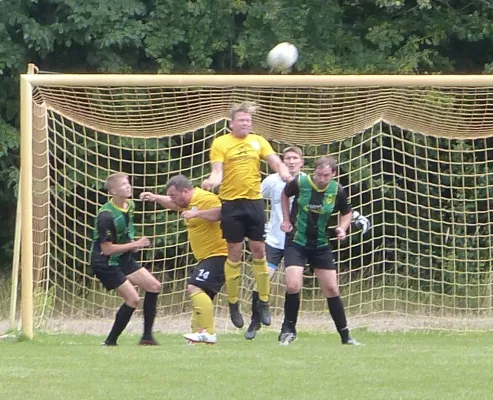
<box><xmin>2</xmin><ymin>330</ymin><xmax>492</xmax><ymax>400</ymax></box>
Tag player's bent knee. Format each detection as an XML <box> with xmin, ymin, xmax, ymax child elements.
<box><xmin>148</xmin><ymin>279</ymin><xmax>161</xmax><ymax>293</ymax></box>
<box><xmin>251</xmin><ymin>249</ymin><xmax>266</xmax><ymax>259</ymax></box>
<box><xmin>117</xmin><ymin>281</ymin><xmax>140</xmax><ymax>308</ymax></box>
<box><xmin>227</xmin><ymin>243</ymin><xmax>243</xmax><ymax>262</ymax></box>
<box><xmin>285</xmin><ymin>280</ymin><xmax>302</xmax><ymax>294</ymax></box>
<box><xmin>286</xmin><ymin>285</ymin><xmax>302</xmax><ymax>294</ymax></box>
<box><xmin>285</xmin><ymin>266</ymin><xmax>303</xmax><ymax>293</ymax></box>
<box><xmin>124</xmin><ymin>293</ymin><xmax>140</xmax><ymax>308</ymax></box>
<box><xmin>324</xmin><ymin>286</ymin><xmax>340</xmax><ymax>298</ymax></box>
<box><xmin>249</xmin><ymin>241</ymin><xmax>266</xmax><ymax>259</ymax></box>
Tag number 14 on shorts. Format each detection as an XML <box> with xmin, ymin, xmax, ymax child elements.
<box><xmin>196</xmin><ymin>269</ymin><xmax>210</xmax><ymax>281</ymax></box>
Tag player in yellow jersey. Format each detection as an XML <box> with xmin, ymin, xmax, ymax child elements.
<box><xmin>140</xmin><ymin>175</ymin><xmax>227</xmax><ymax>344</ymax></box>
<box><xmin>202</xmin><ymin>101</ymin><xmax>292</xmax><ymax>329</ymax></box>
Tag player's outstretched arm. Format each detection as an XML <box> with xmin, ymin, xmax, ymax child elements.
<box><xmin>351</xmin><ymin>211</ymin><xmax>371</xmax><ymax>234</ymax></box>
<box><xmin>265</xmin><ymin>154</ymin><xmax>292</xmax><ymax>183</ymax></box>
<box><xmin>139</xmin><ymin>192</ymin><xmax>180</xmax><ymax>211</ymax></box>
<box><xmin>202</xmin><ymin>162</ymin><xmax>223</xmax><ymax>191</ymax></box>
<box><xmin>181</xmin><ymin>207</ymin><xmax>221</xmax><ymax>222</ymax></box>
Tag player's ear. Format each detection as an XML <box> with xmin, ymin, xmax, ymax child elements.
<box><xmin>106</xmin><ymin>184</ymin><xmax>114</xmax><ymax>196</ymax></box>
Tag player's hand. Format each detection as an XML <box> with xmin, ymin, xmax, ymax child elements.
<box><xmin>335</xmin><ymin>227</ymin><xmax>347</xmax><ymax>241</ymax></box>
<box><xmin>202</xmin><ymin>178</ymin><xmax>218</xmax><ymax>191</ymax></box>
<box><xmin>139</xmin><ymin>192</ymin><xmax>157</xmax><ymax>202</ymax></box>
<box><xmin>352</xmin><ymin>211</ymin><xmax>371</xmax><ymax>234</ymax></box>
<box><xmin>135</xmin><ymin>236</ymin><xmax>151</xmax><ymax>249</ymax></box>
<box><xmin>181</xmin><ymin>209</ymin><xmax>198</xmax><ymax>219</ymax></box>
<box><xmin>281</xmin><ymin>220</ymin><xmax>293</xmax><ymax>233</ymax></box>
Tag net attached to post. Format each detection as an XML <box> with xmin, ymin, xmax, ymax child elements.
<box><xmin>25</xmin><ymin>75</ymin><xmax>493</xmax><ymax>333</ymax></box>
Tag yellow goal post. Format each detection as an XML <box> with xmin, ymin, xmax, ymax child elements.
<box><xmin>16</xmin><ymin>66</ymin><xmax>493</xmax><ymax>338</ymax></box>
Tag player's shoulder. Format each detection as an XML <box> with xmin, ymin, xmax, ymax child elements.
<box><xmin>194</xmin><ymin>187</ymin><xmax>218</xmax><ymax>198</ymax></box>
<box><xmin>334</xmin><ymin>181</ymin><xmax>349</xmax><ymax>200</ymax></box>
<box><xmin>335</xmin><ymin>181</ymin><xmax>344</xmax><ymax>191</ymax></box>
<box><xmin>97</xmin><ymin>208</ymin><xmax>114</xmax><ymax>223</ymax></box>
<box><xmin>248</xmin><ymin>133</ymin><xmax>272</xmax><ymax>147</ymax></box>
<box><xmin>296</xmin><ymin>171</ymin><xmax>308</xmax><ymax>181</ymax></box>
<box><xmin>212</xmin><ymin>133</ymin><xmax>233</xmax><ymax>145</ymax></box>
<box><xmin>263</xmin><ymin>173</ymin><xmax>281</xmax><ymax>184</ymax></box>
<box><xmin>192</xmin><ymin>187</ymin><xmax>220</xmax><ymax>204</ymax></box>
<box><xmin>247</xmin><ymin>132</ymin><xmax>265</xmax><ymax>140</ymax></box>
<box><xmin>98</xmin><ymin>201</ymin><xmax>112</xmax><ymax>214</ymax></box>
<box><xmin>127</xmin><ymin>199</ymin><xmax>135</xmax><ymax>212</ymax></box>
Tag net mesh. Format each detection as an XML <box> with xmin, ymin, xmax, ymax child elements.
<box><xmin>26</xmin><ymin>78</ymin><xmax>493</xmax><ymax>333</ymax></box>
<box><xmin>33</xmin><ymin>84</ymin><xmax>493</xmax><ymax>141</ymax></box>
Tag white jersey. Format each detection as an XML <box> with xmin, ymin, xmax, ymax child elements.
<box><xmin>262</xmin><ymin>172</ymin><xmax>306</xmax><ymax>250</ymax></box>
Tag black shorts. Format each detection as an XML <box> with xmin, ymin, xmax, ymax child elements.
<box><xmin>189</xmin><ymin>255</ymin><xmax>227</xmax><ymax>299</ymax></box>
<box><xmin>284</xmin><ymin>240</ymin><xmax>336</xmax><ymax>270</ymax></box>
<box><xmin>92</xmin><ymin>258</ymin><xmax>142</xmax><ymax>291</ymax></box>
<box><xmin>266</xmin><ymin>243</ymin><xmax>284</xmax><ymax>271</ymax></box>
<box><xmin>220</xmin><ymin>199</ymin><xmax>266</xmax><ymax>243</ymax></box>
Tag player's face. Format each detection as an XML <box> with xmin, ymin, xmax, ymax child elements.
<box><xmin>230</xmin><ymin>112</ymin><xmax>252</xmax><ymax>138</ymax></box>
<box><xmin>283</xmin><ymin>151</ymin><xmax>303</xmax><ymax>175</ymax></box>
<box><xmin>167</xmin><ymin>186</ymin><xmax>191</xmax><ymax>208</ymax></box>
<box><xmin>111</xmin><ymin>176</ymin><xmax>132</xmax><ymax>198</ymax></box>
<box><xmin>312</xmin><ymin>165</ymin><xmax>335</xmax><ymax>188</ymax></box>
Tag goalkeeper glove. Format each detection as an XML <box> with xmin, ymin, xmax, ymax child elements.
<box><xmin>351</xmin><ymin>211</ymin><xmax>370</xmax><ymax>234</ymax></box>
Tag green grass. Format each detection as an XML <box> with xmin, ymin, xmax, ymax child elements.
<box><xmin>2</xmin><ymin>331</ymin><xmax>493</xmax><ymax>400</ymax></box>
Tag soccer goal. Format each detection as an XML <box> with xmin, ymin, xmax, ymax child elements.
<box><xmin>14</xmin><ymin>66</ymin><xmax>493</xmax><ymax>338</ymax></box>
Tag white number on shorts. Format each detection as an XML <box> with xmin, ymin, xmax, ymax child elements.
<box><xmin>197</xmin><ymin>269</ymin><xmax>210</xmax><ymax>281</ymax></box>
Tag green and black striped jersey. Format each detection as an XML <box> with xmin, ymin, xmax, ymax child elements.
<box><xmin>90</xmin><ymin>199</ymin><xmax>135</xmax><ymax>266</ymax></box>
<box><xmin>285</xmin><ymin>174</ymin><xmax>351</xmax><ymax>248</ymax></box>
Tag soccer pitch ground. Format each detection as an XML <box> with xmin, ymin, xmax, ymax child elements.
<box><xmin>1</xmin><ymin>331</ymin><xmax>492</xmax><ymax>400</ymax></box>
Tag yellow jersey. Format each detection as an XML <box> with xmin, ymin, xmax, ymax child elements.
<box><xmin>210</xmin><ymin>133</ymin><xmax>275</xmax><ymax>200</ymax></box>
<box><xmin>183</xmin><ymin>188</ymin><xmax>228</xmax><ymax>261</ymax></box>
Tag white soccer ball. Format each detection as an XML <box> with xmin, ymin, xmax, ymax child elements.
<box><xmin>267</xmin><ymin>42</ymin><xmax>298</xmax><ymax>71</ymax></box>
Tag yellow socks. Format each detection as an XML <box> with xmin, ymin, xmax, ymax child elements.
<box><xmin>224</xmin><ymin>259</ymin><xmax>241</xmax><ymax>304</ymax></box>
<box><xmin>252</xmin><ymin>258</ymin><xmax>270</xmax><ymax>302</ymax></box>
<box><xmin>224</xmin><ymin>258</ymin><xmax>269</xmax><ymax>303</ymax></box>
<box><xmin>189</xmin><ymin>291</ymin><xmax>215</xmax><ymax>334</ymax></box>
<box><xmin>191</xmin><ymin>307</ymin><xmax>200</xmax><ymax>332</ymax></box>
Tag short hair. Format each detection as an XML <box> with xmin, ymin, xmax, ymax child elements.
<box><xmin>165</xmin><ymin>174</ymin><xmax>193</xmax><ymax>192</ymax></box>
<box><xmin>314</xmin><ymin>156</ymin><xmax>337</xmax><ymax>172</ymax></box>
<box><xmin>230</xmin><ymin>101</ymin><xmax>260</xmax><ymax>120</ymax></box>
<box><xmin>282</xmin><ymin>146</ymin><xmax>303</xmax><ymax>158</ymax></box>
<box><xmin>104</xmin><ymin>173</ymin><xmax>128</xmax><ymax>192</ymax></box>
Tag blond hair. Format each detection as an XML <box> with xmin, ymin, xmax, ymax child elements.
<box><xmin>230</xmin><ymin>101</ymin><xmax>260</xmax><ymax>120</ymax></box>
<box><xmin>104</xmin><ymin>172</ymin><xmax>128</xmax><ymax>192</ymax></box>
